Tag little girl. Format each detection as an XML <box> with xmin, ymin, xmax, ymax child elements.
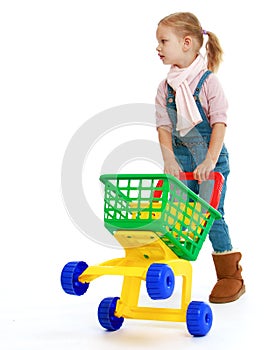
<box><xmin>155</xmin><ymin>12</ymin><xmax>245</xmax><ymax>303</ymax></box>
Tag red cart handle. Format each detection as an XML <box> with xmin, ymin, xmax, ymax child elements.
<box><xmin>154</xmin><ymin>172</ymin><xmax>224</xmax><ymax>210</ymax></box>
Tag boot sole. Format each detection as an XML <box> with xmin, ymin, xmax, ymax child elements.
<box><xmin>209</xmin><ymin>285</ymin><xmax>246</xmax><ymax>304</ymax></box>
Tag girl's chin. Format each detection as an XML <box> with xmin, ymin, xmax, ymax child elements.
<box><xmin>161</xmin><ymin>59</ymin><xmax>170</xmax><ymax>65</ymax></box>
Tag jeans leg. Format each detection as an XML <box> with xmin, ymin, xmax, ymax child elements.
<box><xmin>174</xmin><ymin>144</ymin><xmax>233</xmax><ymax>252</ymax></box>
<box><xmin>208</xmin><ymin>153</ymin><xmax>232</xmax><ymax>252</ymax></box>
<box><xmin>208</xmin><ymin>208</ymin><xmax>232</xmax><ymax>252</ymax></box>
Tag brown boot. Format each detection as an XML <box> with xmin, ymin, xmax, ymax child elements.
<box><xmin>209</xmin><ymin>251</ymin><xmax>245</xmax><ymax>303</ymax></box>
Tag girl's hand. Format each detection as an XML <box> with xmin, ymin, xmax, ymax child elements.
<box><xmin>193</xmin><ymin>158</ymin><xmax>215</xmax><ymax>184</ymax></box>
<box><xmin>164</xmin><ymin>158</ymin><xmax>182</xmax><ymax>178</ymax></box>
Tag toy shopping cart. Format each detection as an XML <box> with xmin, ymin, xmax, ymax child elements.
<box><xmin>61</xmin><ymin>172</ymin><xmax>224</xmax><ymax>336</ymax></box>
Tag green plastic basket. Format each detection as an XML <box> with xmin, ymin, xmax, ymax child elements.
<box><xmin>100</xmin><ymin>173</ymin><xmax>222</xmax><ymax>261</ymax></box>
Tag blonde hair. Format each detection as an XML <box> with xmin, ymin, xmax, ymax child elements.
<box><xmin>158</xmin><ymin>12</ymin><xmax>223</xmax><ymax>72</ymax></box>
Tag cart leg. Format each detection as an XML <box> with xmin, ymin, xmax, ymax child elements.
<box><xmin>181</xmin><ymin>274</ymin><xmax>192</xmax><ymax>312</ymax></box>
<box><xmin>114</xmin><ymin>260</ymin><xmax>193</xmax><ymax>323</ymax></box>
<box><xmin>115</xmin><ymin>276</ymin><xmax>142</xmax><ymax>318</ymax></box>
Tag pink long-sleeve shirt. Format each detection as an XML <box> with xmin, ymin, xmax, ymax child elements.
<box><xmin>155</xmin><ymin>70</ymin><xmax>228</xmax><ymax>130</ymax></box>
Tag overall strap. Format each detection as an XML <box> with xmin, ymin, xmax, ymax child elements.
<box><xmin>167</xmin><ymin>83</ymin><xmax>174</xmax><ymax>94</ymax></box>
<box><xmin>193</xmin><ymin>70</ymin><xmax>212</xmax><ymax>100</ymax></box>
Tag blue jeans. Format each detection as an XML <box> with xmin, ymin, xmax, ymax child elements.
<box><xmin>173</xmin><ymin>137</ymin><xmax>233</xmax><ymax>253</ymax></box>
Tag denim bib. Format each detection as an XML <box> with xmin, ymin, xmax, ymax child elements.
<box><xmin>166</xmin><ymin>70</ymin><xmax>228</xmax><ymax>169</ymax></box>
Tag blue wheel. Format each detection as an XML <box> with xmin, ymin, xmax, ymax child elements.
<box><xmin>61</xmin><ymin>261</ymin><xmax>89</xmax><ymax>296</ymax></box>
<box><xmin>146</xmin><ymin>263</ymin><xmax>175</xmax><ymax>300</ymax></box>
<box><xmin>186</xmin><ymin>301</ymin><xmax>213</xmax><ymax>336</ymax></box>
<box><xmin>98</xmin><ymin>297</ymin><xmax>124</xmax><ymax>331</ymax></box>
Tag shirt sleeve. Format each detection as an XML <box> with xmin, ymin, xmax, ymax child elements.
<box><xmin>155</xmin><ymin>79</ymin><xmax>173</xmax><ymax>129</ymax></box>
<box><xmin>204</xmin><ymin>74</ymin><xmax>228</xmax><ymax>126</ymax></box>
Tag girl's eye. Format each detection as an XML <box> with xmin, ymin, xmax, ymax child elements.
<box><xmin>161</xmin><ymin>40</ymin><xmax>167</xmax><ymax>44</ymax></box>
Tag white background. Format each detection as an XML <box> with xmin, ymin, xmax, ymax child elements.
<box><xmin>0</xmin><ymin>0</ymin><xmax>275</xmax><ymax>349</ymax></box>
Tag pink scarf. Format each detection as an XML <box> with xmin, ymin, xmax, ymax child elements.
<box><xmin>167</xmin><ymin>54</ymin><xmax>207</xmax><ymax>136</ymax></box>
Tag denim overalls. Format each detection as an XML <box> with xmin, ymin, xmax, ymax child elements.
<box><xmin>166</xmin><ymin>70</ymin><xmax>232</xmax><ymax>252</ymax></box>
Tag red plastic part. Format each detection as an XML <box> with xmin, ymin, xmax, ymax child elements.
<box><xmin>154</xmin><ymin>172</ymin><xmax>224</xmax><ymax>210</ymax></box>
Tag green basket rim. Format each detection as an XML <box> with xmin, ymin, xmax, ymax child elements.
<box><xmin>99</xmin><ymin>173</ymin><xmax>221</xmax><ymax>219</ymax></box>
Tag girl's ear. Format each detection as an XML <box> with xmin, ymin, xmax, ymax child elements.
<box><xmin>183</xmin><ymin>36</ymin><xmax>192</xmax><ymax>51</ymax></box>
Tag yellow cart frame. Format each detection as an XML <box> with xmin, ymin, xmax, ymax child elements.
<box><xmin>61</xmin><ymin>172</ymin><xmax>224</xmax><ymax>336</ymax></box>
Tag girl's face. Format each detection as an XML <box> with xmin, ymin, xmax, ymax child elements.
<box><xmin>156</xmin><ymin>24</ymin><xmax>194</xmax><ymax>68</ymax></box>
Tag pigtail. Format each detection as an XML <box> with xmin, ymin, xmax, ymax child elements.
<box><xmin>204</xmin><ymin>31</ymin><xmax>223</xmax><ymax>73</ymax></box>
